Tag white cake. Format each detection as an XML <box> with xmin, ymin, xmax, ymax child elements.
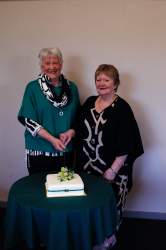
<box><xmin>45</xmin><ymin>173</ymin><xmax>85</xmax><ymax>197</ymax></box>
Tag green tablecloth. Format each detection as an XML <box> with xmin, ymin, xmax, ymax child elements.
<box><xmin>4</xmin><ymin>173</ymin><xmax>117</xmax><ymax>250</ymax></box>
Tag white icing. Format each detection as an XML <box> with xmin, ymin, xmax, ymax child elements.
<box><xmin>45</xmin><ymin>174</ymin><xmax>85</xmax><ymax>197</ymax></box>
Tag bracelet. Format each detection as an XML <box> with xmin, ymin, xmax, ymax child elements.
<box><xmin>110</xmin><ymin>167</ymin><xmax>117</xmax><ymax>176</ymax></box>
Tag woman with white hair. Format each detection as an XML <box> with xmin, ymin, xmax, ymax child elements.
<box><xmin>18</xmin><ymin>47</ymin><xmax>80</xmax><ymax>174</ymax></box>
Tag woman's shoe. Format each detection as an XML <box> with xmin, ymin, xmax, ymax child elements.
<box><xmin>93</xmin><ymin>234</ymin><xmax>117</xmax><ymax>250</ymax></box>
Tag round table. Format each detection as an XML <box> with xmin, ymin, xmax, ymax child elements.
<box><xmin>4</xmin><ymin>173</ymin><xmax>117</xmax><ymax>250</ymax></box>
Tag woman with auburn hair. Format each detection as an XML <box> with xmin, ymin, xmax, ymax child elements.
<box><xmin>76</xmin><ymin>64</ymin><xmax>144</xmax><ymax>250</ymax></box>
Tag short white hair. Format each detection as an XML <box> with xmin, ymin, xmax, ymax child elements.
<box><xmin>38</xmin><ymin>47</ymin><xmax>63</xmax><ymax>65</ymax></box>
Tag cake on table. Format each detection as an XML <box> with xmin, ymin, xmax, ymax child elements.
<box><xmin>45</xmin><ymin>167</ymin><xmax>85</xmax><ymax>197</ymax></box>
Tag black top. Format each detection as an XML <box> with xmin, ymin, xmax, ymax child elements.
<box><xmin>76</xmin><ymin>96</ymin><xmax>144</xmax><ymax>190</ymax></box>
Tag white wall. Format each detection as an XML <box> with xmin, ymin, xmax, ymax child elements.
<box><xmin>0</xmin><ymin>0</ymin><xmax>166</xmax><ymax>214</ymax></box>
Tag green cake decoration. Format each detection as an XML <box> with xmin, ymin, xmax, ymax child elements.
<box><xmin>57</xmin><ymin>167</ymin><xmax>74</xmax><ymax>182</ymax></box>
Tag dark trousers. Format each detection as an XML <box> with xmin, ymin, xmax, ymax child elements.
<box><xmin>26</xmin><ymin>152</ymin><xmax>75</xmax><ymax>175</ymax></box>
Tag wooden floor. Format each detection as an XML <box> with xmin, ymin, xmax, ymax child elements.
<box><xmin>1</xmin><ymin>207</ymin><xmax>166</xmax><ymax>250</ymax></box>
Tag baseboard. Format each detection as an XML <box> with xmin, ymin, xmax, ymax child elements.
<box><xmin>0</xmin><ymin>200</ymin><xmax>166</xmax><ymax>220</ymax></box>
<box><xmin>124</xmin><ymin>210</ymin><xmax>166</xmax><ymax>220</ymax></box>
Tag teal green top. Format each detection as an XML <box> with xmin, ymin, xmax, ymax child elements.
<box><xmin>18</xmin><ymin>79</ymin><xmax>80</xmax><ymax>153</ymax></box>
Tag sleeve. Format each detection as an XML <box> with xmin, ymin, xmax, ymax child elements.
<box><xmin>75</xmin><ymin>96</ymin><xmax>96</xmax><ymax>145</ymax></box>
<box><xmin>17</xmin><ymin>83</ymin><xmax>44</xmax><ymax>138</ymax></box>
<box><xmin>75</xmin><ymin>96</ymin><xmax>92</xmax><ymax>130</ymax></box>
<box><xmin>25</xmin><ymin>118</ymin><xmax>42</xmax><ymax>137</ymax></box>
<box><xmin>71</xmin><ymin>83</ymin><xmax>81</xmax><ymax>130</ymax></box>
<box><xmin>18</xmin><ymin>116</ymin><xmax>42</xmax><ymax>136</ymax></box>
<box><xmin>18</xmin><ymin>83</ymin><xmax>39</xmax><ymax>124</ymax></box>
<box><xmin>115</xmin><ymin>103</ymin><xmax>144</xmax><ymax>161</ymax></box>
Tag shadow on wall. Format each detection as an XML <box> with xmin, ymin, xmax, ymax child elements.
<box><xmin>120</xmin><ymin>72</ymin><xmax>153</xmax><ymax>149</ymax></box>
<box><xmin>119</xmin><ymin>73</ymin><xmax>151</xmax><ymax>206</ymax></box>
<box><xmin>64</xmin><ymin>56</ymin><xmax>93</xmax><ymax>103</ymax></box>
<box><xmin>0</xmin><ymin>84</ymin><xmax>27</xmax><ymax>201</ymax></box>
<box><xmin>0</xmin><ymin>61</ymin><xmax>31</xmax><ymax>200</ymax></box>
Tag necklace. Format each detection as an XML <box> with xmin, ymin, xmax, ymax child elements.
<box><xmin>95</xmin><ymin>95</ymin><xmax>118</xmax><ymax>113</ymax></box>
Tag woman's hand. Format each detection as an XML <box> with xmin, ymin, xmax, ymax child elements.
<box><xmin>51</xmin><ymin>137</ymin><xmax>66</xmax><ymax>151</ymax></box>
<box><xmin>37</xmin><ymin>128</ymin><xmax>65</xmax><ymax>151</ymax></box>
<box><xmin>103</xmin><ymin>155</ymin><xmax>128</xmax><ymax>182</ymax></box>
<box><xmin>60</xmin><ymin>129</ymin><xmax>75</xmax><ymax>146</ymax></box>
<box><xmin>103</xmin><ymin>168</ymin><xmax>117</xmax><ymax>182</ymax></box>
